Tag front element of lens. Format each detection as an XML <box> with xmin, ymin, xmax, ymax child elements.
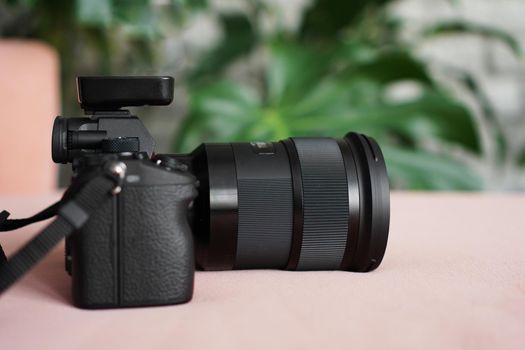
<box><xmin>191</xmin><ymin>132</ymin><xmax>390</xmax><ymax>272</ymax></box>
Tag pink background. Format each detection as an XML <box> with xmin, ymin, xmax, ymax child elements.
<box><xmin>0</xmin><ymin>192</ymin><xmax>524</xmax><ymax>350</ymax></box>
<box><xmin>0</xmin><ymin>40</ymin><xmax>59</xmax><ymax>194</ymax></box>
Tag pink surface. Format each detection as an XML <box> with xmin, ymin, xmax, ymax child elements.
<box><xmin>0</xmin><ymin>192</ymin><xmax>524</xmax><ymax>349</ymax></box>
<box><xmin>0</xmin><ymin>40</ymin><xmax>59</xmax><ymax>194</ymax></box>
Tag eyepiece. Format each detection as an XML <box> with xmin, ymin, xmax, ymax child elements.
<box><xmin>51</xmin><ymin>117</ymin><xmax>68</xmax><ymax>164</ymax></box>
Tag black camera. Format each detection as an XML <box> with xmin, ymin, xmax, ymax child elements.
<box><xmin>51</xmin><ymin>76</ymin><xmax>390</xmax><ymax>309</ymax></box>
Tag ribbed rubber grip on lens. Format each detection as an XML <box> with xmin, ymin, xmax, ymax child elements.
<box><xmin>292</xmin><ymin>138</ymin><xmax>349</xmax><ymax>270</ymax></box>
<box><xmin>233</xmin><ymin>143</ymin><xmax>293</xmax><ymax>269</ymax></box>
<box><xmin>236</xmin><ymin>178</ymin><xmax>293</xmax><ymax>268</ymax></box>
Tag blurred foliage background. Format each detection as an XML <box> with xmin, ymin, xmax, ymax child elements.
<box><xmin>1</xmin><ymin>0</ymin><xmax>524</xmax><ymax>190</ymax></box>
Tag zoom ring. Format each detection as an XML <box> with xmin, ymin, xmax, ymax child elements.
<box><xmin>291</xmin><ymin>138</ymin><xmax>349</xmax><ymax>270</ymax></box>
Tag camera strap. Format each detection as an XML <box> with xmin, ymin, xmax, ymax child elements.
<box><xmin>0</xmin><ymin>201</ymin><xmax>61</xmax><ymax>232</ymax></box>
<box><xmin>0</xmin><ymin>172</ymin><xmax>121</xmax><ymax>294</ymax></box>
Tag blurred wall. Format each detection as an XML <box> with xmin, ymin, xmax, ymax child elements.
<box><xmin>0</xmin><ymin>40</ymin><xmax>59</xmax><ymax>193</ymax></box>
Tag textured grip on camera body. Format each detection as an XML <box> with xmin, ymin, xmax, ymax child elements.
<box><xmin>68</xmin><ymin>159</ymin><xmax>197</xmax><ymax>309</ymax></box>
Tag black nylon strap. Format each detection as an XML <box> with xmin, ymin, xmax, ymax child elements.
<box><xmin>0</xmin><ymin>202</ymin><xmax>60</xmax><ymax>232</ymax></box>
<box><xmin>0</xmin><ymin>175</ymin><xmax>117</xmax><ymax>294</ymax></box>
<box><xmin>0</xmin><ymin>211</ymin><xmax>9</xmax><ymax>227</ymax></box>
<box><xmin>0</xmin><ymin>245</ymin><xmax>6</xmax><ymax>264</ymax></box>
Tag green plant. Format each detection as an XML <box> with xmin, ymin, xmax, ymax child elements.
<box><xmin>175</xmin><ymin>0</ymin><xmax>524</xmax><ymax>190</ymax></box>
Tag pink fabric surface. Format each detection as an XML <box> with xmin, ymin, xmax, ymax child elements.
<box><xmin>0</xmin><ymin>192</ymin><xmax>524</xmax><ymax>349</ymax></box>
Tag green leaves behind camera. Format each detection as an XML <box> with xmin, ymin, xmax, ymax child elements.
<box><xmin>176</xmin><ymin>41</ymin><xmax>482</xmax><ymax>190</ymax></box>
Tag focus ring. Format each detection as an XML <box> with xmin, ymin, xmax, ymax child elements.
<box><xmin>291</xmin><ymin>138</ymin><xmax>349</xmax><ymax>270</ymax></box>
<box><xmin>232</xmin><ymin>143</ymin><xmax>293</xmax><ymax>269</ymax></box>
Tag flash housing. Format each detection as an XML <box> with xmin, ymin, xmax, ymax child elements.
<box><xmin>77</xmin><ymin>76</ymin><xmax>174</xmax><ymax>112</ymax></box>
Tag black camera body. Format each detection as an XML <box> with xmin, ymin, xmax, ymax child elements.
<box><xmin>56</xmin><ymin>77</ymin><xmax>197</xmax><ymax>308</ymax></box>
<box><xmin>65</xmin><ymin>154</ymin><xmax>197</xmax><ymax>308</ymax></box>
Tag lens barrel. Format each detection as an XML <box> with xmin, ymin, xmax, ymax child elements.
<box><xmin>189</xmin><ymin>132</ymin><xmax>390</xmax><ymax>272</ymax></box>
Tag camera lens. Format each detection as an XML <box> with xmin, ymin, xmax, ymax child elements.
<box><xmin>188</xmin><ymin>132</ymin><xmax>390</xmax><ymax>272</ymax></box>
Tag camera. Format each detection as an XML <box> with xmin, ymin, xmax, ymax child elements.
<box><xmin>52</xmin><ymin>76</ymin><xmax>390</xmax><ymax>309</ymax></box>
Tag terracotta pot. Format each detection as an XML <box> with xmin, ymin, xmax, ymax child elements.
<box><xmin>0</xmin><ymin>39</ymin><xmax>59</xmax><ymax>194</ymax></box>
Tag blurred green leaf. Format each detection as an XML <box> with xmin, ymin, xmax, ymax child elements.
<box><xmin>190</xmin><ymin>13</ymin><xmax>257</xmax><ymax>83</ymax></box>
<box><xmin>75</xmin><ymin>0</ymin><xmax>112</xmax><ymax>26</ymax></box>
<box><xmin>113</xmin><ymin>0</ymin><xmax>157</xmax><ymax>39</ymax></box>
<box><xmin>6</xmin><ymin>0</ymin><xmax>37</xmax><ymax>7</ymax></box>
<box><xmin>448</xmin><ymin>67</ymin><xmax>506</xmax><ymax>155</ymax></box>
<box><xmin>422</xmin><ymin>20</ymin><xmax>523</xmax><ymax>58</ymax></box>
<box><xmin>357</xmin><ymin>92</ymin><xmax>478</xmax><ymax>150</ymax></box>
<box><xmin>265</xmin><ymin>43</ymin><xmax>477</xmax><ymax>150</ymax></box>
<box><xmin>171</xmin><ymin>0</ymin><xmax>207</xmax><ymax>10</ymax></box>
<box><xmin>345</xmin><ymin>50</ymin><xmax>435</xmax><ymax>86</ymax></box>
<box><xmin>446</xmin><ymin>0</ymin><xmax>460</xmax><ymax>7</ymax></box>
<box><xmin>384</xmin><ymin>146</ymin><xmax>483</xmax><ymax>190</ymax></box>
<box><xmin>266</xmin><ymin>41</ymin><xmax>333</xmax><ymax>107</ymax></box>
<box><xmin>289</xmin><ymin>91</ymin><xmax>479</xmax><ymax>151</ymax></box>
<box><xmin>174</xmin><ymin>80</ymin><xmax>261</xmax><ymax>151</ymax></box>
<box><xmin>299</xmin><ymin>0</ymin><xmax>393</xmax><ymax>41</ymax></box>
<box><xmin>176</xmin><ymin>76</ymin><xmax>483</xmax><ymax>190</ymax></box>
